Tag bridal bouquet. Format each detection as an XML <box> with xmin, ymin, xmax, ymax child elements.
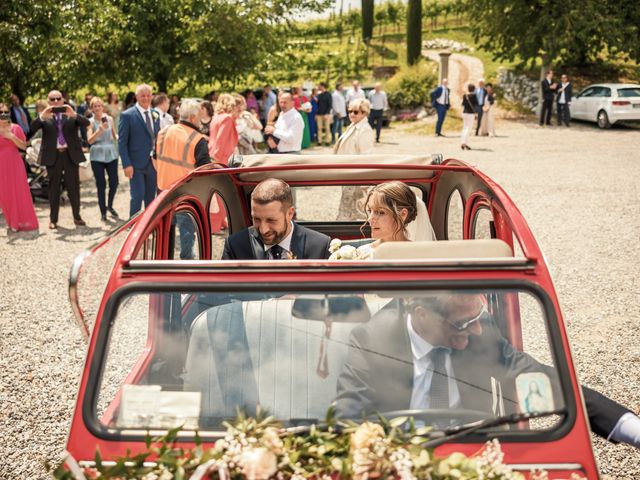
<box><xmin>328</xmin><ymin>238</ymin><xmax>374</xmax><ymax>260</ymax></box>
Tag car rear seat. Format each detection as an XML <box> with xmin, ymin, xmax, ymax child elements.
<box><xmin>373</xmin><ymin>239</ymin><xmax>513</xmax><ymax>259</ymax></box>
<box><xmin>184</xmin><ymin>298</ymin><xmax>368</xmax><ymax>422</ymax></box>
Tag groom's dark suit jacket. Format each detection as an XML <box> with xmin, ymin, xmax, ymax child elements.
<box><xmin>335</xmin><ymin>302</ymin><xmax>629</xmax><ymax>440</ymax></box>
<box><xmin>221</xmin><ymin>223</ymin><xmax>331</xmax><ymax>260</ymax></box>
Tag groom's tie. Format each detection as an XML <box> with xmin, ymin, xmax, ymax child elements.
<box><xmin>270</xmin><ymin>245</ymin><xmax>285</xmax><ymax>260</ymax></box>
<box><xmin>429</xmin><ymin>347</ymin><xmax>450</xmax><ymax>409</ymax></box>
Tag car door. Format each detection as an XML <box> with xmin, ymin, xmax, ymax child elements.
<box><xmin>571</xmin><ymin>87</ymin><xmax>595</xmax><ymax>120</ymax></box>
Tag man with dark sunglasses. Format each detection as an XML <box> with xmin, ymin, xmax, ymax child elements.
<box><xmin>335</xmin><ymin>293</ymin><xmax>640</xmax><ymax>448</ymax></box>
<box><xmin>30</xmin><ymin>89</ymin><xmax>90</xmax><ymax>229</ymax></box>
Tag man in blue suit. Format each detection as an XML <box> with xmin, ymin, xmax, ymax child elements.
<box><xmin>430</xmin><ymin>79</ymin><xmax>450</xmax><ymax>137</ymax></box>
<box><xmin>118</xmin><ymin>84</ymin><xmax>160</xmax><ymax>217</ymax></box>
<box><xmin>475</xmin><ymin>79</ymin><xmax>486</xmax><ymax>135</ymax></box>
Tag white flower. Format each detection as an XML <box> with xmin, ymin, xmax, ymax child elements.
<box><xmin>337</xmin><ymin>245</ymin><xmax>357</xmax><ymax>260</ymax></box>
<box><xmin>240</xmin><ymin>447</ymin><xmax>278</xmax><ymax>480</ymax></box>
<box><xmin>329</xmin><ymin>238</ymin><xmax>342</xmax><ymax>253</ymax></box>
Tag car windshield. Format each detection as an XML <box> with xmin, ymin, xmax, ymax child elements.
<box><xmin>94</xmin><ymin>287</ymin><xmax>567</xmax><ymax>438</ymax></box>
<box><xmin>617</xmin><ymin>88</ymin><xmax>640</xmax><ymax>98</ymax></box>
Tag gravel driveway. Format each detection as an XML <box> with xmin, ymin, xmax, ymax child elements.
<box><xmin>1</xmin><ymin>118</ymin><xmax>638</xmax><ymax>478</ymax></box>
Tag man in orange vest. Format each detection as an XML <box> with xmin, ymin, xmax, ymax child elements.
<box><xmin>155</xmin><ymin>98</ymin><xmax>211</xmax><ymax>258</ymax></box>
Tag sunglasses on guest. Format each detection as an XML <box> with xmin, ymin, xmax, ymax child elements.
<box><xmin>49</xmin><ymin>96</ymin><xmax>63</xmax><ymax>102</ymax></box>
<box><xmin>0</xmin><ymin>110</ymin><xmax>9</xmax><ymax>114</ymax></box>
<box><xmin>445</xmin><ymin>304</ymin><xmax>489</xmax><ymax>331</ymax></box>
<box><xmin>348</xmin><ymin>109</ymin><xmax>364</xmax><ymax>115</ymax></box>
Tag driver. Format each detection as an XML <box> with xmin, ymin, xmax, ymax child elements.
<box><xmin>334</xmin><ymin>293</ymin><xmax>640</xmax><ymax>448</ymax></box>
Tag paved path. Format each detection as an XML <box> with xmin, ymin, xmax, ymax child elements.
<box><xmin>1</xmin><ymin>118</ymin><xmax>639</xmax><ymax>478</ymax></box>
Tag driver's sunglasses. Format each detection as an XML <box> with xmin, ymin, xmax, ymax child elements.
<box><xmin>446</xmin><ymin>304</ymin><xmax>489</xmax><ymax>331</ymax></box>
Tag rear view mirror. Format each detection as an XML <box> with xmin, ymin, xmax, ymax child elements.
<box><xmin>292</xmin><ymin>296</ymin><xmax>370</xmax><ymax>323</ymax></box>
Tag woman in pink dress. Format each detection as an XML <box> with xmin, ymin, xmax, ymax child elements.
<box><xmin>0</xmin><ymin>103</ymin><xmax>39</xmax><ymax>232</ymax></box>
<box><xmin>208</xmin><ymin>94</ymin><xmax>239</xmax><ymax>234</ymax></box>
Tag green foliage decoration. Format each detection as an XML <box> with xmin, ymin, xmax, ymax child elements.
<box><xmin>385</xmin><ymin>60</ymin><xmax>438</xmax><ymax>109</ymax></box>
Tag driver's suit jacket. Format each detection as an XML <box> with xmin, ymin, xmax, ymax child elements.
<box><xmin>334</xmin><ymin>301</ymin><xmax>628</xmax><ymax>439</ymax></box>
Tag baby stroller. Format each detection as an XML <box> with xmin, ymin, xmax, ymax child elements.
<box><xmin>25</xmin><ymin>138</ymin><xmax>51</xmax><ymax>201</ymax></box>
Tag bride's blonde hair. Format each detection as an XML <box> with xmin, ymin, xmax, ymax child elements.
<box><xmin>363</xmin><ymin>181</ymin><xmax>417</xmax><ymax>239</ymax></box>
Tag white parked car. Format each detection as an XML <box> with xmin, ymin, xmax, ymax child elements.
<box><xmin>571</xmin><ymin>83</ymin><xmax>640</xmax><ymax>128</ymax></box>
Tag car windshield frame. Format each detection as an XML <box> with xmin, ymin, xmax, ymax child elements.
<box><xmin>83</xmin><ymin>278</ymin><xmax>576</xmax><ymax>443</ymax></box>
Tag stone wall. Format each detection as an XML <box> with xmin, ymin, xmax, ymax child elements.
<box><xmin>497</xmin><ymin>67</ymin><xmax>539</xmax><ymax>112</ymax></box>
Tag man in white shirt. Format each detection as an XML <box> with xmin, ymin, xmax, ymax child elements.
<box><xmin>264</xmin><ymin>92</ymin><xmax>304</xmax><ymax>153</ymax></box>
<box><xmin>367</xmin><ymin>82</ymin><xmax>389</xmax><ymax>143</ymax></box>
<box><xmin>331</xmin><ymin>83</ymin><xmax>347</xmax><ymax>144</ymax></box>
<box><xmin>555</xmin><ymin>74</ymin><xmax>572</xmax><ymax>127</ymax></box>
<box><xmin>152</xmin><ymin>93</ymin><xmax>174</xmax><ymax>130</ymax></box>
<box><xmin>346</xmin><ymin>80</ymin><xmax>366</xmax><ymax>110</ymax></box>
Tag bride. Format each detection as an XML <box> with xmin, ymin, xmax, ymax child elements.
<box><xmin>330</xmin><ymin>181</ymin><xmax>435</xmax><ymax>259</ymax></box>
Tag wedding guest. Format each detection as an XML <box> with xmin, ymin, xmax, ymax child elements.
<box><xmin>169</xmin><ymin>94</ymin><xmax>181</xmax><ymax>121</ymax></box>
<box><xmin>430</xmin><ymin>78</ymin><xmax>450</xmax><ymax>137</ymax></box>
<box><xmin>315</xmin><ymin>83</ymin><xmax>333</xmax><ymax>147</ymax></box>
<box><xmin>475</xmin><ymin>79</ymin><xmax>486</xmax><ymax>135</ymax></box>
<box><xmin>9</xmin><ymin>93</ymin><xmax>31</xmax><ymax>137</ymax></box>
<box><xmin>346</xmin><ymin>80</ymin><xmax>366</xmax><ymax>111</ymax></box>
<box><xmin>106</xmin><ymin>91</ymin><xmax>121</xmax><ymax>128</ymax></box>
<box><xmin>153</xmin><ymin>93</ymin><xmax>174</xmax><ymax>130</ymax></box>
<box><xmin>461</xmin><ymin>84</ymin><xmax>478</xmax><ymax>150</ymax></box>
<box><xmin>208</xmin><ymin>93</ymin><xmax>239</xmax><ymax>233</ymax></box>
<box><xmin>556</xmin><ymin>74</ymin><xmax>572</xmax><ymax>127</ymax></box>
<box><xmin>333</xmin><ymin>98</ymin><xmax>374</xmax><ymax>155</ymax></box>
<box><xmin>479</xmin><ymin>83</ymin><xmax>496</xmax><ymax>137</ymax></box>
<box><xmin>308</xmin><ymin>87</ymin><xmax>318</xmax><ymax>143</ymax></box>
<box><xmin>331</xmin><ymin>83</ymin><xmax>347</xmax><ymax>143</ymax></box>
<box><xmin>87</xmin><ymin>97</ymin><xmax>119</xmax><ymax>222</ymax></box>
<box><xmin>265</xmin><ymin>93</ymin><xmax>282</xmax><ymax>153</ymax></box>
<box><xmin>367</xmin><ymin>82</ymin><xmax>389</xmax><ymax>143</ymax></box>
<box><xmin>235</xmin><ymin>94</ymin><xmax>263</xmax><ymax>155</ymax></box>
<box><xmin>123</xmin><ymin>91</ymin><xmax>136</xmax><ymax>110</ymax></box>
<box><xmin>264</xmin><ymin>92</ymin><xmax>304</xmax><ymax>154</ymax></box>
<box><xmin>292</xmin><ymin>87</ymin><xmax>311</xmax><ymax>149</ymax></box>
<box><xmin>262</xmin><ymin>85</ymin><xmax>277</xmax><ymax>126</ymax></box>
<box><xmin>0</xmin><ymin>102</ymin><xmax>38</xmax><ymax>232</ymax></box>
<box><xmin>208</xmin><ymin>93</ymin><xmax>239</xmax><ymax>165</ymax></box>
<box><xmin>199</xmin><ymin>100</ymin><xmax>213</xmax><ymax>135</ymax></box>
<box><xmin>30</xmin><ymin>89</ymin><xmax>89</xmax><ymax>229</ymax></box>
<box><xmin>540</xmin><ymin>70</ymin><xmax>557</xmax><ymax>126</ymax></box>
<box><xmin>244</xmin><ymin>89</ymin><xmax>259</xmax><ymax>112</ymax></box>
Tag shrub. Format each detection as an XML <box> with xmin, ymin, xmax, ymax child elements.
<box><xmin>385</xmin><ymin>60</ymin><xmax>438</xmax><ymax>109</ymax></box>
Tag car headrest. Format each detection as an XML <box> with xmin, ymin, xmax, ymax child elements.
<box><xmin>373</xmin><ymin>239</ymin><xmax>513</xmax><ymax>259</ymax></box>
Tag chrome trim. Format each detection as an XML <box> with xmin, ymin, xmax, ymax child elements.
<box><xmin>508</xmin><ymin>463</ymin><xmax>584</xmax><ymax>471</ymax></box>
<box><xmin>68</xmin><ymin>249</ymin><xmax>91</xmax><ymax>341</ymax></box>
<box><xmin>67</xmin><ymin>217</ymin><xmax>138</xmax><ymax>342</ymax></box>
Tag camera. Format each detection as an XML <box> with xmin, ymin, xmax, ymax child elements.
<box><xmin>0</xmin><ymin>113</ymin><xmax>10</xmax><ymax>121</ymax></box>
<box><xmin>101</xmin><ymin>117</ymin><xmax>109</xmax><ymax>124</ymax></box>
<box><xmin>52</xmin><ymin>106</ymin><xmax>67</xmax><ymax>114</ymax></box>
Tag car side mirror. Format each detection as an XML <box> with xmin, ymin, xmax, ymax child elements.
<box><xmin>292</xmin><ymin>296</ymin><xmax>370</xmax><ymax>323</ymax></box>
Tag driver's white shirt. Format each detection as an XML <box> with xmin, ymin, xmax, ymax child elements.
<box><xmin>407</xmin><ymin>315</ymin><xmax>461</xmax><ymax>409</ymax></box>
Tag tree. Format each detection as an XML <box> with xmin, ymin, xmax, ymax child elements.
<box><xmin>466</xmin><ymin>0</ymin><xmax>640</xmax><ymax>74</ymax></box>
<box><xmin>362</xmin><ymin>0</ymin><xmax>374</xmax><ymax>44</ymax></box>
<box><xmin>406</xmin><ymin>0</ymin><xmax>422</xmax><ymax>65</ymax></box>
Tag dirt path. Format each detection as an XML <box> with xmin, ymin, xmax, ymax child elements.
<box><xmin>423</xmin><ymin>50</ymin><xmax>485</xmax><ymax>105</ymax></box>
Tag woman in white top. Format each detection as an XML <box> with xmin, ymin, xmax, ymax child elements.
<box><xmin>333</xmin><ymin>98</ymin><xmax>374</xmax><ymax>154</ymax></box>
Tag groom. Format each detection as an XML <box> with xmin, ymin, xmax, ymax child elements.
<box><xmin>222</xmin><ymin>178</ymin><xmax>331</xmax><ymax>260</ymax></box>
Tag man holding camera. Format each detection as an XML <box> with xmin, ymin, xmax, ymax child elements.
<box><xmin>30</xmin><ymin>90</ymin><xmax>90</xmax><ymax>229</ymax></box>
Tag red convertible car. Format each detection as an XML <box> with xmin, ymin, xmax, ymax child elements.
<box><xmin>66</xmin><ymin>154</ymin><xmax>598</xmax><ymax>478</ymax></box>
